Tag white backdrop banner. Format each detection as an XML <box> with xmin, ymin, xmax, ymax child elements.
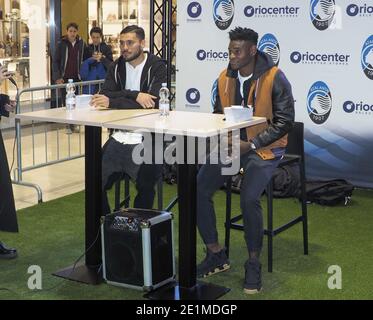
<box><xmin>176</xmin><ymin>0</ymin><xmax>373</xmax><ymax>187</ymax></box>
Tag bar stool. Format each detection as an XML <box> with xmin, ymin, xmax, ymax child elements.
<box><xmin>114</xmin><ymin>173</ymin><xmax>178</xmax><ymax>212</ymax></box>
<box><xmin>224</xmin><ymin>122</ymin><xmax>308</xmax><ymax>272</ymax></box>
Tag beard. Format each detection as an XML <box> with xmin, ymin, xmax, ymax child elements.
<box><xmin>230</xmin><ymin>55</ymin><xmax>255</xmax><ymax>71</ymax></box>
<box><xmin>123</xmin><ymin>48</ymin><xmax>142</xmax><ymax>62</ymax></box>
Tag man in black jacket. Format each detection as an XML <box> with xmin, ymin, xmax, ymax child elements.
<box><xmin>52</xmin><ymin>22</ymin><xmax>86</xmax><ymax>85</ymax></box>
<box><xmin>196</xmin><ymin>27</ymin><xmax>294</xmax><ymax>294</ymax></box>
<box><xmin>52</xmin><ymin>22</ymin><xmax>86</xmax><ymax>127</ymax></box>
<box><xmin>90</xmin><ymin>25</ymin><xmax>166</xmax><ymax>215</ymax></box>
<box><xmin>0</xmin><ymin>65</ymin><xmax>18</xmax><ymax>259</ymax></box>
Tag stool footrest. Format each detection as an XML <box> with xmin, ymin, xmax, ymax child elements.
<box><xmin>271</xmin><ymin>216</ymin><xmax>303</xmax><ymax>236</ymax></box>
<box><xmin>165</xmin><ymin>196</ymin><xmax>178</xmax><ymax>212</ymax></box>
<box><xmin>119</xmin><ymin>195</ymin><xmax>131</xmax><ymax>209</ymax></box>
<box><xmin>229</xmin><ymin>222</ymin><xmax>244</xmax><ymax>231</ymax></box>
<box><xmin>227</xmin><ymin>215</ymin><xmax>304</xmax><ymax>236</ymax></box>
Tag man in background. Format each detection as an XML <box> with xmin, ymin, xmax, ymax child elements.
<box><xmin>53</xmin><ymin>22</ymin><xmax>86</xmax><ymax>86</ymax></box>
<box><xmin>52</xmin><ymin>22</ymin><xmax>86</xmax><ymax>133</ymax></box>
<box><xmin>80</xmin><ymin>27</ymin><xmax>113</xmax><ymax>94</ymax></box>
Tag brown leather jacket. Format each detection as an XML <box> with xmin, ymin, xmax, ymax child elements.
<box><xmin>214</xmin><ymin>51</ymin><xmax>295</xmax><ymax>159</ymax></box>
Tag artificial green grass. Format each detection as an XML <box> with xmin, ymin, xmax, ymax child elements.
<box><xmin>1</xmin><ymin>184</ymin><xmax>372</xmax><ymax>300</ymax></box>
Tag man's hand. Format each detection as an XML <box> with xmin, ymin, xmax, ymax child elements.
<box><xmin>0</xmin><ymin>65</ymin><xmax>13</xmax><ymax>84</ymax></box>
<box><xmin>239</xmin><ymin>140</ymin><xmax>253</xmax><ymax>155</ymax></box>
<box><xmin>136</xmin><ymin>92</ymin><xmax>157</xmax><ymax>109</ymax></box>
<box><xmin>92</xmin><ymin>52</ymin><xmax>103</xmax><ymax>62</ymax></box>
<box><xmin>90</xmin><ymin>94</ymin><xmax>110</xmax><ymax>109</ymax></box>
<box><xmin>227</xmin><ymin>135</ymin><xmax>253</xmax><ymax>156</ymax></box>
<box><xmin>222</xmin><ymin>133</ymin><xmax>252</xmax><ymax>160</ymax></box>
<box><xmin>55</xmin><ymin>79</ymin><xmax>64</xmax><ymax>84</ymax></box>
<box><xmin>4</xmin><ymin>100</ymin><xmax>16</xmax><ymax>113</ymax></box>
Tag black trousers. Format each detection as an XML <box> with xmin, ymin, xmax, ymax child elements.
<box><xmin>101</xmin><ymin>137</ymin><xmax>163</xmax><ymax>215</ymax></box>
<box><xmin>0</xmin><ymin>130</ymin><xmax>18</xmax><ymax>233</ymax></box>
<box><xmin>197</xmin><ymin>151</ymin><xmax>281</xmax><ymax>253</ymax></box>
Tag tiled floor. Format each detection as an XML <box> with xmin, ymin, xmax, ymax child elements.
<box><xmin>2</xmin><ymin>124</ymin><xmax>109</xmax><ymax>210</ymax></box>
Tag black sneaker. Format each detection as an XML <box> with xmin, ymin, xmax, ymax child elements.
<box><xmin>0</xmin><ymin>242</ymin><xmax>17</xmax><ymax>260</ymax></box>
<box><xmin>197</xmin><ymin>248</ymin><xmax>230</xmax><ymax>278</ymax></box>
<box><xmin>243</xmin><ymin>258</ymin><xmax>262</xmax><ymax>294</ymax></box>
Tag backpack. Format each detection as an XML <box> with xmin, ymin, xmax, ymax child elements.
<box><xmin>225</xmin><ymin>165</ymin><xmax>301</xmax><ymax>196</ymax></box>
<box><xmin>272</xmin><ymin>164</ymin><xmax>301</xmax><ymax>198</ymax></box>
<box><xmin>223</xmin><ymin>164</ymin><xmax>354</xmax><ymax>207</ymax></box>
<box><xmin>303</xmin><ymin>179</ymin><xmax>354</xmax><ymax>206</ymax></box>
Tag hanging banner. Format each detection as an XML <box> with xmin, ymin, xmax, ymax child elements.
<box><xmin>176</xmin><ymin>0</ymin><xmax>373</xmax><ymax>187</ymax></box>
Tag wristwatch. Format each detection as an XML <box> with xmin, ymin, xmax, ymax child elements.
<box><xmin>249</xmin><ymin>140</ymin><xmax>257</xmax><ymax>150</ymax></box>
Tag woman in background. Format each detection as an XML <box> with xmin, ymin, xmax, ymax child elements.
<box><xmin>0</xmin><ymin>64</ymin><xmax>18</xmax><ymax>259</ymax></box>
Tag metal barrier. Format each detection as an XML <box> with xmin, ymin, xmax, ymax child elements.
<box><xmin>12</xmin><ymin>79</ymin><xmax>105</xmax><ymax>203</ymax></box>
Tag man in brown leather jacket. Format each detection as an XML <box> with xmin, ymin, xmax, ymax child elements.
<box><xmin>196</xmin><ymin>27</ymin><xmax>294</xmax><ymax>294</ymax></box>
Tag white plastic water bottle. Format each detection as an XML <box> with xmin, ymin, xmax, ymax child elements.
<box><xmin>66</xmin><ymin>79</ymin><xmax>76</xmax><ymax>111</ymax></box>
<box><xmin>159</xmin><ymin>82</ymin><xmax>170</xmax><ymax>117</ymax></box>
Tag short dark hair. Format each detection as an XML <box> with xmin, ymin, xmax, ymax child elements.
<box><xmin>120</xmin><ymin>25</ymin><xmax>145</xmax><ymax>40</ymax></box>
<box><xmin>66</xmin><ymin>22</ymin><xmax>79</xmax><ymax>31</ymax></box>
<box><xmin>90</xmin><ymin>26</ymin><xmax>103</xmax><ymax>36</ymax></box>
<box><xmin>229</xmin><ymin>27</ymin><xmax>258</xmax><ymax>45</ymax></box>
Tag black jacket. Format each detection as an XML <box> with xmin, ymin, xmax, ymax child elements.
<box><xmin>83</xmin><ymin>42</ymin><xmax>113</xmax><ymax>71</ymax></box>
<box><xmin>0</xmin><ymin>94</ymin><xmax>10</xmax><ymax>118</ymax></box>
<box><xmin>214</xmin><ymin>51</ymin><xmax>295</xmax><ymax>149</ymax></box>
<box><xmin>0</xmin><ymin>94</ymin><xmax>18</xmax><ymax>233</ymax></box>
<box><xmin>52</xmin><ymin>36</ymin><xmax>86</xmax><ymax>82</ymax></box>
<box><xmin>101</xmin><ymin>52</ymin><xmax>167</xmax><ymax>109</ymax></box>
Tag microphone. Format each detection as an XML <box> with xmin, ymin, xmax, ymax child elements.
<box><xmin>8</xmin><ymin>76</ymin><xmax>17</xmax><ymax>87</ymax></box>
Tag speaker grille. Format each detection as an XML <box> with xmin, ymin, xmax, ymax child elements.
<box><xmin>104</xmin><ymin>228</ymin><xmax>143</xmax><ymax>286</ymax></box>
<box><xmin>102</xmin><ymin>210</ymin><xmax>174</xmax><ymax>289</ymax></box>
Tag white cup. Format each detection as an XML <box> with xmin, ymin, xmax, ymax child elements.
<box><xmin>76</xmin><ymin>94</ymin><xmax>93</xmax><ymax>109</ymax></box>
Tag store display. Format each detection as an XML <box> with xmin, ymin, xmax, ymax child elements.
<box><xmin>118</xmin><ymin>1</ymin><xmax>128</xmax><ymax>19</ymax></box>
<box><xmin>88</xmin><ymin>0</ymin><xmax>148</xmax><ymax>60</ymax></box>
<box><xmin>106</xmin><ymin>13</ymin><xmax>117</xmax><ymax>22</ymax></box>
<box><xmin>104</xmin><ymin>35</ymin><xmax>120</xmax><ymax>56</ymax></box>
<box><xmin>129</xmin><ymin>9</ymin><xmax>136</xmax><ymax>20</ymax></box>
<box><xmin>0</xmin><ymin>7</ymin><xmax>30</xmax><ymax>92</ymax></box>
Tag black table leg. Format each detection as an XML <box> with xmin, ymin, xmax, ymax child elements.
<box><xmin>145</xmin><ymin>136</ymin><xmax>230</xmax><ymax>300</ymax></box>
<box><xmin>53</xmin><ymin>125</ymin><xmax>103</xmax><ymax>285</ymax></box>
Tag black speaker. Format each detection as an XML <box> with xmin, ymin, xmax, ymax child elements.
<box><xmin>101</xmin><ymin>208</ymin><xmax>175</xmax><ymax>291</ymax></box>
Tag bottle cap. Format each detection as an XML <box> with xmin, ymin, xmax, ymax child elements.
<box><xmin>162</xmin><ymin>83</ymin><xmax>167</xmax><ymax>87</ymax></box>
<box><xmin>68</xmin><ymin>79</ymin><xmax>73</xmax><ymax>83</ymax></box>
